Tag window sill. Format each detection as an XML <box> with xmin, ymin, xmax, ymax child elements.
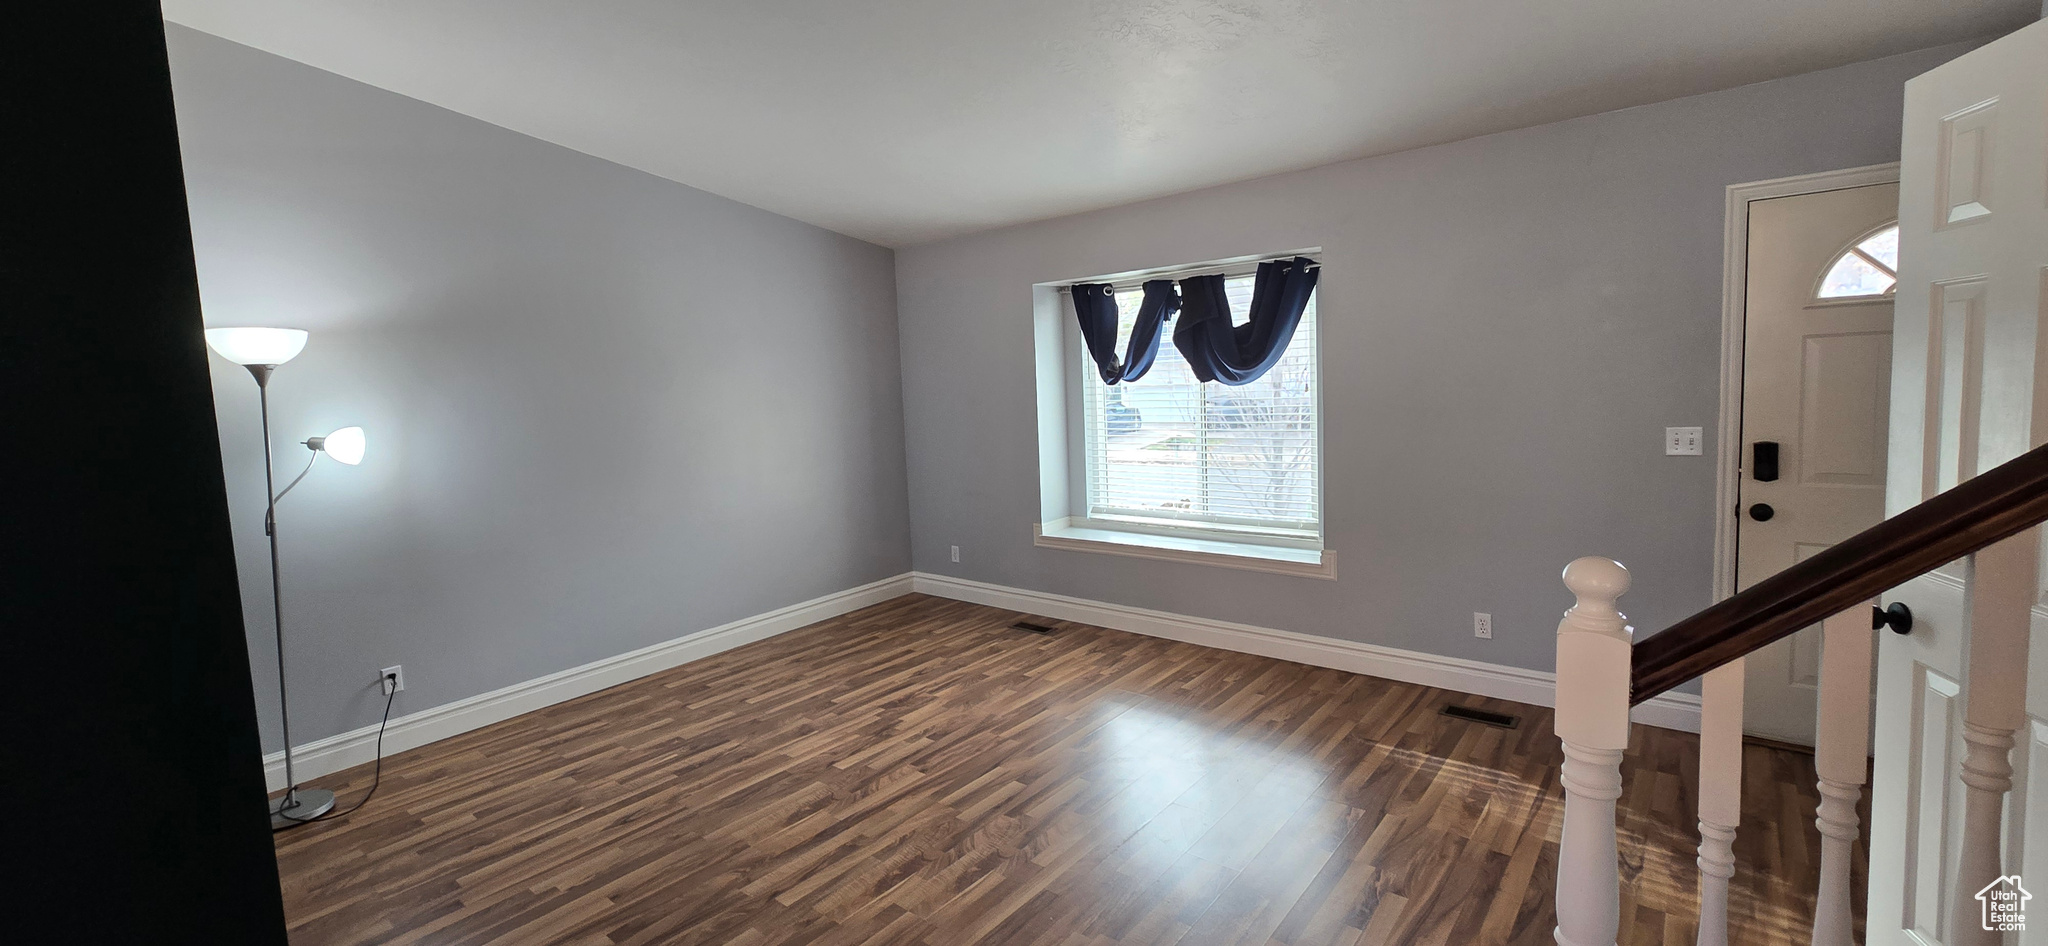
<box><xmin>1034</xmin><ymin>519</ymin><xmax>1334</xmax><ymax>579</ymax></box>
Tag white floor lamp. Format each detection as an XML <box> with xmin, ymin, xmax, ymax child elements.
<box><xmin>204</xmin><ymin>327</ymin><xmax>367</xmax><ymax>828</ymax></box>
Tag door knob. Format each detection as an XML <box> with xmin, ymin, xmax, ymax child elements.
<box><xmin>1873</xmin><ymin>602</ymin><xmax>1913</xmax><ymax>634</ymax></box>
<box><xmin>1747</xmin><ymin>503</ymin><xmax>1774</xmax><ymax>521</ymax></box>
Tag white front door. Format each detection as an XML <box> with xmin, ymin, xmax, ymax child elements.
<box><xmin>1868</xmin><ymin>20</ymin><xmax>2048</xmax><ymax>946</ymax></box>
<box><xmin>1737</xmin><ymin>182</ymin><xmax>1899</xmax><ymax>745</ymax></box>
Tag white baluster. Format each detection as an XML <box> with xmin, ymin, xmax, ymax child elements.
<box><xmin>1554</xmin><ymin>557</ymin><xmax>1634</xmax><ymax>946</ymax></box>
<box><xmin>1694</xmin><ymin>660</ymin><xmax>1744</xmax><ymax>946</ymax></box>
<box><xmin>1811</xmin><ymin>606</ymin><xmax>1876</xmax><ymax>946</ymax></box>
<box><xmin>1952</xmin><ymin>530</ymin><xmax>2038</xmax><ymax>946</ymax></box>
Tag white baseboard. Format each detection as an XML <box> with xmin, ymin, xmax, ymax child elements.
<box><xmin>269</xmin><ymin>568</ymin><xmax>1703</xmax><ymax>791</ymax></box>
<box><xmin>264</xmin><ymin>573</ymin><xmax>915</xmax><ymax>790</ymax></box>
<box><xmin>909</xmin><ymin>572</ymin><xmax>1703</xmax><ymax>733</ymax></box>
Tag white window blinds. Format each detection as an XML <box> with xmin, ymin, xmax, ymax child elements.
<box><xmin>1080</xmin><ymin>276</ymin><xmax>1319</xmax><ymax>539</ymax></box>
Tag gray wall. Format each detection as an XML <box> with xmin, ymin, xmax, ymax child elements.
<box><xmin>896</xmin><ymin>43</ymin><xmax>1976</xmax><ymax>683</ymax></box>
<box><xmin>167</xmin><ymin>25</ymin><xmax>910</xmax><ymax>752</ymax></box>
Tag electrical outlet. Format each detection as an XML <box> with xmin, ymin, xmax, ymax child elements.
<box><xmin>380</xmin><ymin>665</ymin><xmax>404</xmax><ymax>695</ymax></box>
<box><xmin>1665</xmin><ymin>426</ymin><xmax>1703</xmax><ymax>456</ymax></box>
<box><xmin>950</xmin><ymin>545</ymin><xmax>961</xmax><ymax>563</ymax></box>
<box><xmin>1473</xmin><ymin>613</ymin><xmax>1493</xmax><ymax>640</ymax></box>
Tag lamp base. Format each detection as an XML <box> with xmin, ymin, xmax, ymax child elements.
<box><xmin>269</xmin><ymin>788</ymin><xmax>336</xmax><ymax>828</ymax></box>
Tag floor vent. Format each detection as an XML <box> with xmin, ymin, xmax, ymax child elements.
<box><xmin>1439</xmin><ymin>705</ymin><xmax>1520</xmax><ymax>729</ymax></box>
<box><xmin>1010</xmin><ymin>620</ymin><xmax>1057</xmax><ymax>634</ymax></box>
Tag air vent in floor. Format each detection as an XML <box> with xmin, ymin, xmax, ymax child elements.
<box><xmin>1010</xmin><ymin>621</ymin><xmax>1056</xmax><ymax>634</ymax></box>
<box><xmin>1439</xmin><ymin>704</ymin><xmax>1520</xmax><ymax>729</ymax></box>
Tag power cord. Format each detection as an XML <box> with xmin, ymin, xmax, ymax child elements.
<box><xmin>272</xmin><ymin>679</ymin><xmax>398</xmax><ymax>832</ymax></box>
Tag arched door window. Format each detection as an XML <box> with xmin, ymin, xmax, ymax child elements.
<box><xmin>1814</xmin><ymin>223</ymin><xmax>1899</xmax><ymax>301</ymax></box>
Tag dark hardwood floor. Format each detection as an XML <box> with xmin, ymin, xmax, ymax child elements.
<box><xmin>271</xmin><ymin>594</ymin><xmax>1858</xmax><ymax>945</ymax></box>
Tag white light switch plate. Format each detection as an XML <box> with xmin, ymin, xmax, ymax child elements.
<box><xmin>1665</xmin><ymin>427</ymin><xmax>1703</xmax><ymax>456</ymax></box>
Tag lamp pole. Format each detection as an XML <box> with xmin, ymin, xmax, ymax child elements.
<box><xmin>249</xmin><ymin>363</ymin><xmax>335</xmax><ymax>827</ymax></box>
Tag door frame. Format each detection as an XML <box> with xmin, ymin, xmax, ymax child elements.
<box><xmin>1712</xmin><ymin>162</ymin><xmax>1902</xmax><ymax>601</ymax></box>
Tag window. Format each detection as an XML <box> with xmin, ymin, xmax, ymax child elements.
<box><xmin>1815</xmin><ymin>224</ymin><xmax>1899</xmax><ymax>301</ymax></box>
<box><xmin>1074</xmin><ymin>273</ymin><xmax>1320</xmax><ymax>553</ymax></box>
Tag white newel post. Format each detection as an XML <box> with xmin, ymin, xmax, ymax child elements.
<box><xmin>1554</xmin><ymin>556</ymin><xmax>1634</xmax><ymax>946</ymax></box>
<box><xmin>1952</xmin><ymin>531</ymin><xmax>2038</xmax><ymax>946</ymax></box>
<box><xmin>1694</xmin><ymin>660</ymin><xmax>1744</xmax><ymax>946</ymax></box>
<box><xmin>1811</xmin><ymin>606</ymin><xmax>1876</xmax><ymax>946</ymax></box>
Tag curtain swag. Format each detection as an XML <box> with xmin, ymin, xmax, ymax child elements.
<box><xmin>1072</xmin><ymin>278</ymin><xmax>1180</xmax><ymax>385</ymax></box>
<box><xmin>1173</xmin><ymin>256</ymin><xmax>1317</xmax><ymax>386</ymax></box>
<box><xmin>1070</xmin><ymin>256</ymin><xmax>1317</xmax><ymax>388</ymax></box>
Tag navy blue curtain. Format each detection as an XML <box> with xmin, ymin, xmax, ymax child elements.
<box><xmin>1172</xmin><ymin>257</ymin><xmax>1317</xmax><ymax>385</ymax></box>
<box><xmin>1072</xmin><ymin>279</ymin><xmax>1181</xmax><ymax>385</ymax></box>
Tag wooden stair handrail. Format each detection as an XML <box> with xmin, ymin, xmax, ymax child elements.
<box><xmin>1631</xmin><ymin>441</ymin><xmax>2048</xmax><ymax>704</ymax></box>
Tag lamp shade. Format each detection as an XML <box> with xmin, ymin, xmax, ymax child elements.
<box><xmin>204</xmin><ymin>327</ymin><xmax>308</xmax><ymax>366</ymax></box>
<box><xmin>316</xmin><ymin>426</ymin><xmax>367</xmax><ymax>465</ymax></box>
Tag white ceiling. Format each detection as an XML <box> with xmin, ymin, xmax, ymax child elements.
<box><xmin>163</xmin><ymin>1</ymin><xmax>2035</xmax><ymax>247</ymax></box>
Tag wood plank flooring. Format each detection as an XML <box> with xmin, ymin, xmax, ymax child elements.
<box><xmin>272</xmin><ymin>594</ymin><xmax>1860</xmax><ymax>945</ymax></box>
